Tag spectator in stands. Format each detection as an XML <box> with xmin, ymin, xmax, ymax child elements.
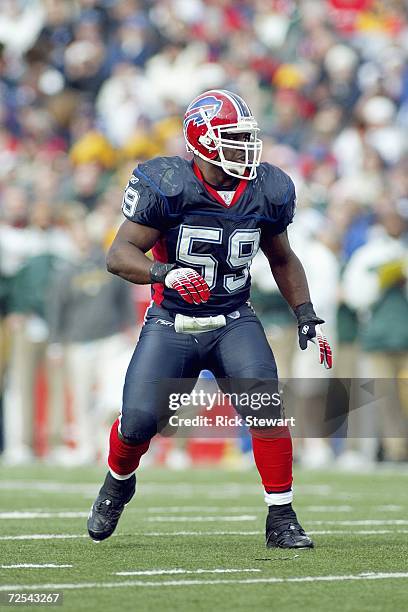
<box><xmin>1</xmin><ymin>199</ymin><xmax>73</xmax><ymax>464</ymax></box>
<box><xmin>0</xmin><ymin>0</ymin><xmax>407</xmax><ymax>465</ymax></box>
<box><xmin>46</xmin><ymin>218</ymin><xmax>135</xmax><ymax>465</ymax></box>
<box><xmin>343</xmin><ymin>203</ymin><xmax>408</xmax><ymax>461</ymax></box>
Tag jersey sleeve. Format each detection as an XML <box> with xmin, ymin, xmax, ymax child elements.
<box><xmin>262</xmin><ymin>164</ymin><xmax>297</xmax><ymax>236</ymax></box>
<box><xmin>121</xmin><ymin>169</ymin><xmax>168</xmax><ymax>231</ymax></box>
<box><xmin>269</xmin><ymin>177</ymin><xmax>296</xmax><ymax>235</ymax></box>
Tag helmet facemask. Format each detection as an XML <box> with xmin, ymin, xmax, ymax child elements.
<box><xmin>185</xmin><ymin>108</ymin><xmax>263</xmax><ymax>180</ymax></box>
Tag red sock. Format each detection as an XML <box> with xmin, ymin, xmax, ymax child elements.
<box><xmin>250</xmin><ymin>426</ymin><xmax>293</xmax><ymax>492</ymax></box>
<box><xmin>107</xmin><ymin>419</ymin><xmax>150</xmax><ymax>477</ymax></box>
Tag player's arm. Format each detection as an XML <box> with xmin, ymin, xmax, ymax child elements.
<box><xmin>260</xmin><ymin>227</ymin><xmax>332</xmax><ymax>368</ymax></box>
<box><xmin>106</xmin><ymin>220</ymin><xmax>210</xmax><ymax>304</ymax></box>
<box><xmin>106</xmin><ymin>220</ymin><xmax>160</xmax><ymax>284</ymax></box>
<box><xmin>260</xmin><ymin>228</ymin><xmax>311</xmax><ymax>309</ymax></box>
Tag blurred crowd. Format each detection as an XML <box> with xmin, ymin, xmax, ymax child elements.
<box><xmin>0</xmin><ymin>0</ymin><xmax>407</xmax><ymax>467</ymax></box>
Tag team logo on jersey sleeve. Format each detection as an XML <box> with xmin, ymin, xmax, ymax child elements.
<box><xmin>183</xmin><ymin>96</ymin><xmax>223</xmax><ymax>129</ymax></box>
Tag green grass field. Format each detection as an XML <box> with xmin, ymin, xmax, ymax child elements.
<box><xmin>0</xmin><ymin>463</ymin><xmax>407</xmax><ymax>611</ymax></box>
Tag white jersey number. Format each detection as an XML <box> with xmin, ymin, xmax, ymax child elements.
<box><xmin>122</xmin><ymin>179</ymin><xmax>140</xmax><ymax>218</ymax></box>
<box><xmin>176</xmin><ymin>225</ymin><xmax>260</xmax><ymax>292</ymax></box>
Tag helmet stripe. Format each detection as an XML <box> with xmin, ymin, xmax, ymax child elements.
<box><xmin>226</xmin><ymin>91</ymin><xmax>252</xmax><ymax>117</ymax></box>
<box><xmin>208</xmin><ymin>89</ymin><xmax>241</xmax><ymax>119</ymax></box>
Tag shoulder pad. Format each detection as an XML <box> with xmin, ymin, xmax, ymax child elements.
<box><xmin>256</xmin><ymin>162</ymin><xmax>296</xmax><ymax>233</ymax></box>
<box><xmin>257</xmin><ymin>162</ymin><xmax>294</xmax><ymax>206</ymax></box>
<box><xmin>136</xmin><ymin>156</ymin><xmax>185</xmax><ymax>198</ymax></box>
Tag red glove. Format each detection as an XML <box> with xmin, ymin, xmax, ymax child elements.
<box><xmin>312</xmin><ymin>324</ymin><xmax>333</xmax><ymax>370</ymax></box>
<box><xmin>165</xmin><ymin>268</ymin><xmax>210</xmax><ymax>305</ymax></box>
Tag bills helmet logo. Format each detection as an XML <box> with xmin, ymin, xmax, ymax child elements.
<box><xmin>183</xmin><ymin>89</ymin><xmax>262</xmax><ymax>180</ymax></box>
<box><xmin>183</xmin><ymin>96</ymin><xmax>223</xmax><ymax>129</ymax></box>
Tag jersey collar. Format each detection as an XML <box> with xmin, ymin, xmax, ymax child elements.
<box><xmin>192</xmin><ymin>162</ymin><xmax>249</xmax><ymax>209</ymax></box>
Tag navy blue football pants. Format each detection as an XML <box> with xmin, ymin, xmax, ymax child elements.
<box><xmin>120</xmin><ymin>303</ymin><xmax>279</xmax><ymax>443</ymax></box>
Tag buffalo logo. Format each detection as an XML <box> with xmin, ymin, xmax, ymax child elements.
<box><xmin>184</xmin><ymin>96</ymin><xmax>223</xmax><ymax>129</ymax></box>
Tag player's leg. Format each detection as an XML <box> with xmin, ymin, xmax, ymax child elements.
<box><xmin>109</xmin><ymin>320</ymin><xmax>200</xmax><ymax>475</ymax></box>
<box><xmin>88</xmin><ymin>308</ymin><xmax>201</xmax><ymax>541</ymax></box>
<box><xmin>210</xmin><ymin>307</ymin><xmax>313</xmax><ymax>548</ymax></box>
<box><xmin>209</xmin><ymin>309</ymin><xmax>292</xmax><ymax>495</ymax></box>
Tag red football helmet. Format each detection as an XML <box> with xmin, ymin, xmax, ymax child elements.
<box><xmin>183</xmin><ymin>89</ymin><xmax>262</xmax><ymax>180</ymax></box>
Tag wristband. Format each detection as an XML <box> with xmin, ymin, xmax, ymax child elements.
<box><xmin>149</xmin><ymin>262</ymin><xmax>177</xmax><ymax>284</ymax></box>
<box><xmin>293</xmin><ymin>301</ymin><xmax>324</xmax><ymax>326</ymax></box>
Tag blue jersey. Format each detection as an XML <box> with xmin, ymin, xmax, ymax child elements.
<box><xmin>121</xmin><ymin>156</ymin><xmax>296</xmax><ymax>316</ymax></box>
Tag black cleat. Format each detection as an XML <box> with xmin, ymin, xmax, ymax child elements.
<box><xmin>266</xmin><ymin>503</ymin><xmax>314</xmax><ymax>549</ymax></box>
<box><xmin>87</xmin><ymin>472</ymin><xmax>135</xmax><ymax>542</ymax></box>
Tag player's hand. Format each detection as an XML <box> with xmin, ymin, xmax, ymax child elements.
<box><xmin>294</xmin><ymin>302</ymin><xmax>333</xmax><ymax>369</ymax></box>
<box><xmin>311</xmin><ymin>324</ymin><xmax>333</xmax><ymax>370</ymax></box>
<box><xmin>165</xmin><ymin>268</ymin><xmax>210</xmax><ymax>305</ymax></box>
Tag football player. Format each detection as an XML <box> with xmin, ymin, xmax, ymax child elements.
<box><xmin>87</xmin><ymin>90</ymin><xmax>332</xmax><ymax>548</ymax></box>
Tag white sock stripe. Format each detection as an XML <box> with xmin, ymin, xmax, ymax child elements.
<box><xmin>109</xmin><ymin>469</ymin><xmax>135</xmax><ymax>481</ymax></box>
<box><xmin>264</xmin><ymin>489</ymin><xmax>293</xmax><ymax>506</ymax></box>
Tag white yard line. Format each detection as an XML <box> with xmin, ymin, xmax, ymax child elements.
<box><xmin>0</xmin><ymin>513</ymin><xmax>256</xmax><ymax>522</ymax></box>
<box><xmin>143</xmin><ymin>529</ymin><xmax>408</xmax><ymax>536</ymax></box>
<box><xmin>115</xmin><ymin>569</ymin><xmax>261</xmax><ymax>576</ymax></box>
<box><xmin>1</xmin><ymin>572</ymin><xmax>407</xmax><ymax>591</ymax></box>
<box><xmin>304</xmin><ymin>506</ymin><xmax>352</xmax><ymax>512</ymax></box>
<box><xmin>309</xmin><ymin>530</ymin><xmax>408</xmax><ymax>535</ymax></box>
<box><xmin>375</xmin><ymin>505</ymin><xmax>403</xmax><ymax>512</ymax></box>
<box><xmin>141</xmin><ymin>484</ymin><xmax>332</xmax><ymax>496</ymax></box>
<box><xmin>0</xmin><ymin>481</ymin><xmax>95</xmax><ymax>495</ymax></box>
<box><xmin>0</xmin><ymin>481</ymin><xmax>333</xmax><ymax>497</ymax></box>
<box><xmin>138</xmin><ymin>531</ymin><xmax>263</xmax><ymax>536</ymax></box>
<box><xmin>146</xmin><ymin>515</ymin><xmax>256</xmax><ymax>522</ymax></box>
<box><xmin>1</xmin><ymin>564</ymin><xmax>73</xmax><ymax>569</ymax></box>
<box><xmin>0</xmin><ymin>512</ymin><xmax>88</xmax><ymax>519</ymax></box>
<box><xmin>0</xmin><ymin>534</ymin><xmax>89</xmax><ymax>541</ymax></box>
<box><xmin>309</xmin><ymin>520</ymin><xmax>408</xmax><ymax>525</ymax></box>
<box><xmin>146</xmin><ymin>506</ymin><xmax>260</xmax><ymax>513</ymax></box>
<box><xmin>2</xmin><ymin>529</ymin><xmax>408</xmax><ymax>541</ymax></box>
<box><xmin>1</xmin><ymin>514</ymin><xmax>405</xmax><ymax>525</ymax></box>
<box><xmin>145</xmin><ymin>505</ymin><xmax>355</xmax><ymax>514</ymax></box>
